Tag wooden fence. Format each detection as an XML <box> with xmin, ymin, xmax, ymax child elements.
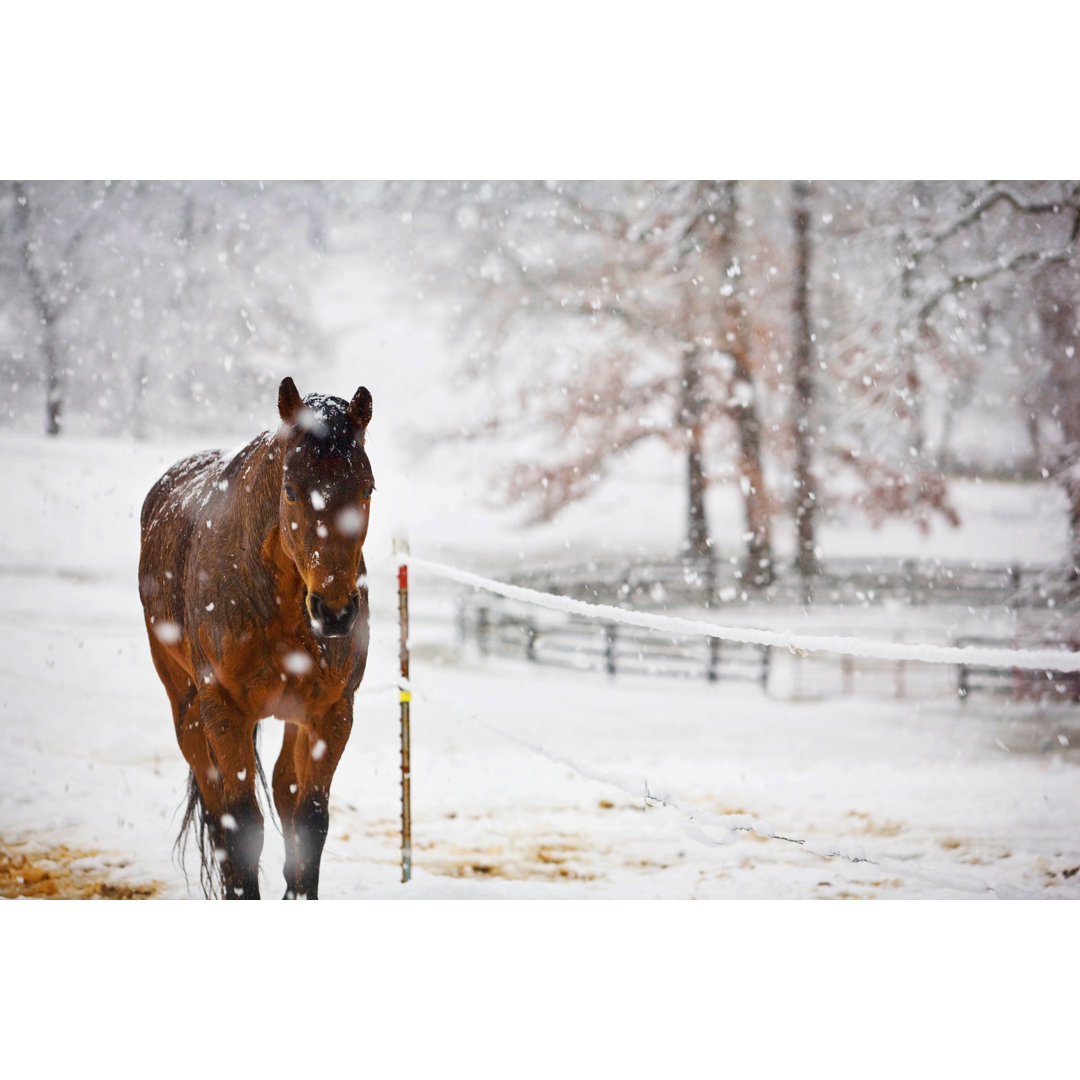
<box><xmin>451</xmin><ymin>554</ymin><xmax>1080</xmax><ymax>703</ymax></box>
<box><xmin>458</xmin><ymin>602</ymin><xmax>771</xmax><ymax>687</ymax></box>
<box><xmin>508</xmin><ymin>555</ymin><xmax>1072</xmax><ymax>610</ymax></box>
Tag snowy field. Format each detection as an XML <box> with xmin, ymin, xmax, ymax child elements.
<box><xmin>3</xmin><ymin>251</ymin><xmax>1080</xmax><ymax>901</ymax></box>
<box><xmin>0</xmin><ymin>253</ymin><xmax>1077</xmax><ymax>901</ymax></box>
<box><xmin>2</xmin><ymin>425</ymin><xmax>1079</xmax><ymax>901</ymax></box>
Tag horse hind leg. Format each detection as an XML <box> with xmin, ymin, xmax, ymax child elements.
<box><xmin>145</xmin><ymin>620</ymin><xmax>264</xmax><ymax>899</ymax></box>
<box><xmin>176</xmin><ymin>763</ymin><xmax>224</xmax><ymax>899</ymax></box>
<box><xmin>144</xmin><ymin>636</ymin><xmax>217</xmax><ymax>896</ymax></box>
<box><xmin>174</xmin><ymin>696</ymin><xmax>232</xmax><ymax>897</ymax></box>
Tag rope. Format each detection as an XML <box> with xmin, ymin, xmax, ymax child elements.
<box><xmin>405</xmin><ymin>554</ymin><xmax>1080</xmax><ymax>672</ymax></box>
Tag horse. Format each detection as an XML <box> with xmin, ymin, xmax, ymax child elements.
<box><xmin>138</xmin><ymin>377</ymin><xmax>374</xmax><ymax>899</ymax></box>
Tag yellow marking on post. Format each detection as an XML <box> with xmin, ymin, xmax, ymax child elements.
<box><xmin>399</xmin><ymin>690</ymin><xmax>412</xmax><ymax>703</ymax></box>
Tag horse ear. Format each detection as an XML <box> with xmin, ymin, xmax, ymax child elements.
<box><xmin>347</xmin><ymin>386</ymin><xmax>373</xmax><ymax>433</ymax></box>
<box><xmin>278</xmin><ymin>377</ymin><xmax>303</xmax><ymax>425</ymax></box>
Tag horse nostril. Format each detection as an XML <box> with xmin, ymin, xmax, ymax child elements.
<box><xmin>308</xmin><ymin>592</ymin><xmax>359</xmax><ymax>636</ymax></box>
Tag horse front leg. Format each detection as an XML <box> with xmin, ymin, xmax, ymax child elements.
<box><xmin>274</xmin><ymin>702</ymin><xmax>353</xmax><ymax>899</ymax></box>
<box><xmin>197</xmin><ymin>683</ymin><xmax>264</xmax><ymax>900</ymax></box>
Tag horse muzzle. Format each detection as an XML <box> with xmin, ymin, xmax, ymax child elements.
<box><xmin>307</xmin><ymin>591</ymin><xmax>361</xmax><ymax>638</ymax></box>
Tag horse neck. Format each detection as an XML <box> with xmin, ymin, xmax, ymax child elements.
<box><xmin>242</xmin><ymin>434</ymin><xmax>314</xmax><ymax>600</ymax></box>
<box><xmin>235</xmin><ymin>433</ymin><xmax>287</xmax><ymax>555</ymax></box>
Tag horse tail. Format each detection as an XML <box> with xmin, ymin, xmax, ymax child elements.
<box><xmin>174</xmin><ymin>724</ymin><xmax>275</xmax><ymax>899</ymax></box>
<box><xmin>175</xmin><ymin>769</ymin><xmax>219</xmax><ymax>898</ymax></box>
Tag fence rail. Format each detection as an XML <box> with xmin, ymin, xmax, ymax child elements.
<box><xmin>430</xmin><ymin>545</ymin><xmax>1080</xmax><ymax>704</ymax></box>
<box><xmin>509</xmin><ymin>554</ymin><xmax>1074</xmax><ymax>610</ymax></box>
<box><xmin>459</xmin><ymin>602</ymin><xmax>772</xmax><ymax>687</ymax></box>
<box><xmin>956</xmin><ymin>636</ymin><xmax>1080</xmax><ymax>703</ymax></box>
<box><xmin>457</xmin><ymin>596</ymin><xmax>1080</xmax><ymax>703</ymax></box>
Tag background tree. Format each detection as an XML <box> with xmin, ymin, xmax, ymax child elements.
<box><xmin>0</xmin><ymin>180</ymin><xmax>329</xmax><ymax>438</ymax></box>
<box><xmin>382</xmin><ymin>180</ymin><xmax>786</xmax><ymax>582</ymax></box>
<box><xmin>5</xmin><ymin>181</ymin><xmax>115</xmax><ymax>434</ymax></box>
<box><xmin>4</xmin><ymin>179</ymin><xmax>1080</xmax><ymax>597</ymax></box>
<box><xmin>790</xmin><ymin>179</ymin><xmax>817</xmax><ymax>585</ymax></box>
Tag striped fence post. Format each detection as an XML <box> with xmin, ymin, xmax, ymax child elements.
<box><xmin>395</xmin><ymin>539</ymin><xmax>411</xmax><ymax>884</ymax></box>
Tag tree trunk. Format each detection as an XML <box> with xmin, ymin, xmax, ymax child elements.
<box><xmin>714</xmin><ymin>181</ymin><xmax>774</xmax><ymax>587</ymax></box>
<box><xmin>729</xmin><ymin>379</ymin><xmax>773</xmax><ymax>586</ymax></box>
<box><xmin>791</xmin><ymin>180</ymin><xmax>818</xmax><ymax>590</ymax></box>
<box><xmin>13</xmin><ymin>182</ymin><xmax>65</xmax><ymax>436</ymax></box>
<box><xmin>43</xmin><ymin>329</ymin><xmax>62</xmax><ymax>436</ymax></box>
<box><xmin>1039</xmin><ymin>277</ymin><xmax>1080</xmax><ymax>579</ymax></box>
<box><xmin>680</xmin><ymin>348</ymin><xmax>711</xmax><ymax>558</ymax></box>
<box><xmin>685</xmin><ymin>431</ymin><xmax>710</xmax><ymax>558</ymax></box>
<box><xmin>1067</xmin><ymin>471</ymin><xmax>1080</xmax><ymax>579</ymax></box>
<box><xmin>132</xmin><ymin>352</ymin><xmax>149</xmax><ymax>441</ymax></box>
<box><xmin>896</xmin><ymin>229</ymin><xmax>928</xmax><ymax>457</ymax></box>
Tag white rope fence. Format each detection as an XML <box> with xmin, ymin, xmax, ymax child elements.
<box><xmin>406</xmin><ymin>553</ymin><xmax>1080</xmax><ymax>672</ymax></box>
<box><xmin>388</xmin><ymin>553</ymin><xmax>1070</xmax><ymax>897</ymax></box>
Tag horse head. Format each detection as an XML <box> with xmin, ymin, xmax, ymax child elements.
<box><xmin>276</xmin><ymin>376</ymin><xmax>374</xmax><ymax>638</ymax></box>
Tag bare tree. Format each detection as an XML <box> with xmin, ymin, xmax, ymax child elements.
<box><xmin>0</xmin><ymin>181</ymin><xmax>329</xmax><ymax>438</ymax></box>
<box><xmin>790</xmin><ymin>179</ymin><xmax>817</xmax><ymax>584</ymax></box>
<box><xmin>383</xmin><ymin>180</ymin><xmax>782</xmax><ymax>579</ymax></box>
<box><xmin>1017</xmin><ymin>257</ymin><xmax>1080</xmax><ymax>577</ymax></box>
<box><xmin>7</xmin><ymin>181</ymin><xmax>115</xmax><ymax>434</ymax></box>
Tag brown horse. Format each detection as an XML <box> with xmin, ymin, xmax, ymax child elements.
<box><xmin>139</xmin><ymin>377</ymin><xmax>374</xmax><ymax>899</ymax></box>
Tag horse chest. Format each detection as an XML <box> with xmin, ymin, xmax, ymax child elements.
<box><xmin>268</xmin><ymin>638</ymin><xmax>353</xmax><ymax>722</ymax></box>
<box><xmin>208</xmin><ymin>620</ymin><xmax>356</xmax><ymax>724</ymax></box>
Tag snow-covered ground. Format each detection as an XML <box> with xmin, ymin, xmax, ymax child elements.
<box><xmin>2</xmin><ymin>253</ymin><xmax>1078</xmax><ymax>900</ymax></box>
<box><xmin>2</xmin><ymin>426</ymin><xmax>1078</xmax><ymax>900</ymax></box>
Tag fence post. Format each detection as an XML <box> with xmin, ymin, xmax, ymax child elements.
<box><xmin>706</xmin><ymin>636</ymin><xmax>720</xmax><ymax>682</ymax></box>
<box><xmin>477</xmin><ymin>605</ymin><xmax>489</xmax><ymax>657</ymax></box>
<box><xmin>604</xmin><ymin>624</ymin><xmax>617</xmax><ymax>675</ymax></box>
<box><xmin>525</xmin><ymin>623</ymin><xmax>537</xmax><ymax>662</ymax></box>
<box><xmin>394</xmin><ymin>538</ymin><xmax>412</xmax><ymax>884</ymax></box>
<box><xmin>894</xmin><ymin>631</ymin><xmax>906</xmax><ymax>700</ymax></box>
<box><xmin>904</xmin><ymin>559</ymin><xmax>920</xmax><ymax>605</ymax></box>
<box><xmin>455</xmin><ymin>600</ymin><xmax>467</xmax><ymax>654</ymax></box>
<box><xmin>1008</xmin><ymin>564</ymin><xmax>1022</xmax><ymax>609</ymax></box>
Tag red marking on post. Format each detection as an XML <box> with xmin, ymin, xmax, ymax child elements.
<box><xmin>398</xmin><ymin>564</ymin><xmax>408</xmax><ymax>590</ymax></box>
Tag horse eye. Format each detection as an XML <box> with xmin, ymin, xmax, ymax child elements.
<box><xmin>284</xmin><ymin>484</ymin><xmax>298</xmax><ymax>503</ymax></box>
<box><xmin>364</xmin><ymin>484</ymin><xmax>375</xmax><ymax>501</ymax></box>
